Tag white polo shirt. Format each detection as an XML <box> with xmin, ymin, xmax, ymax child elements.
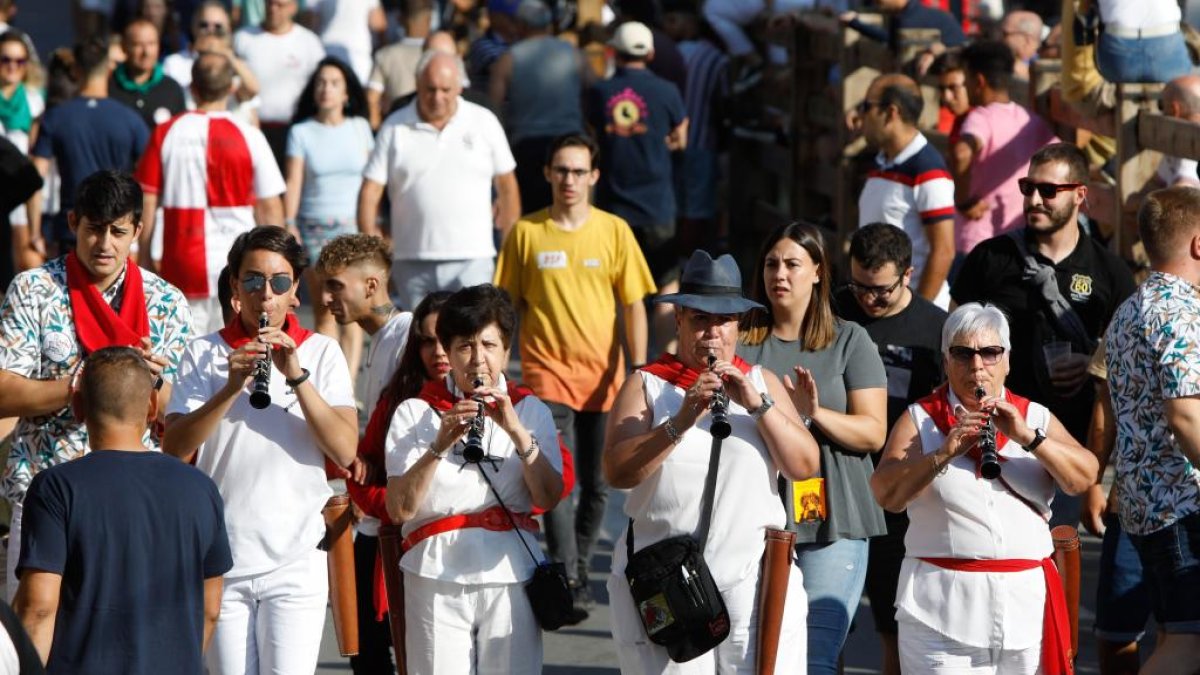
<box><xmin>233</xmin><ymin>24</ymin><xmax>325</xmax><ymax>124</ymax></box>
<box><xmin>364</xmin><ymin>99</ymin><xmax>517</xmax><ymax>262</ymax></box>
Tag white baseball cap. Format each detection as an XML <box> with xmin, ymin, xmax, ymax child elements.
<box><xmin>609</xmin><ymin>21</ymin><xmax>654</xmax><ymax>58</ymax></box>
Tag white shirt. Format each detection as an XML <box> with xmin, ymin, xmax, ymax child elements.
<box><xmin>364</xmin><ymin>99</ymin><xmax>516</xmax><ymax>261</ymax></box>
<box><xmin>1099</xmin><ymin>0</ymin><xmax>1180</xmax><ymax>28</ymax></box>
<box><xmin>310</xmin><ymin>0</ymin><xmax>380</xmax><ymax>84</ymax></box>
<box><xmin>612</xmin><ymin>367</ymin><xmax>785</xmax><ymax>593</ymax></box>
<box><xmin>1157</xmin><ymin>155</ymin><xmax>1200</xmax><ymax>187</ymax></box>
<box><xmin>234</xmin><ymin>24</ymin><xmax>325</xmax><ymax>123</ymax></box>
<box><xmin>355</xmin><ymin>310</ymin><xmax>412</xmax><ymax>537</ymax></box>
<box><xmin>384</xmin><ymin>374</ymin><xmax>561</xmax><ymax>584</ymax></box>
<box><xmin>897</xmin><ymin>389</ymin><xmax>1054</xmax><ymax>650</ymax></box>
<box><xmin>167</xmin><ymin>330</ymin><xmax>356</xmax><ymax>577</ymax></box>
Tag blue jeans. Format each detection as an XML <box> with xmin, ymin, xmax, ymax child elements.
<box><xmin>1094</xmin><ymin>513</ymin><xmax>1151</xmax><ymax>643</ymax></box>
<box><xmin>1097</xmin><ymin>33</ymin><xmax>1193</xmax><ymax>84</ymax></box>
<box><xmin>796</xmin><ymin>538</ymin><xmax>869</xmax><ymax>674</ymax></box>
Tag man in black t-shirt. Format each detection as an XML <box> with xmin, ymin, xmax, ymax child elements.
<box><xmin>109</xmin><ymin>20</ymin><xmax>187</xmax><ymax>130</ymax></box>
<box><xmin>13</xmin><ymin>347</ymin><xmax>232</xmax><ymax>675</ymax></box>
<box><xmin>835</xmin><ymin>223</ymin><xmax>946</xmax><ymax>675</ymax></box>
<box><xmin>951</xmin><ymin>143</ymin><xmax>1135</xmax><ymax>524</ymax></box>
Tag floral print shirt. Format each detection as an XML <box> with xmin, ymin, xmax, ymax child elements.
<box><xmin>0</xmin><ymin>256</ymin><xmax>192</xmax><ymax>504</ymax></box>
<box><xmin>1106</xmin><ymin>271</ymin><xmax>1200</xmax><ymax>535</ymax></box>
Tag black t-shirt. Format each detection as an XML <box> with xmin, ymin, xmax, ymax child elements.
<box><xmin>950</xmin><ymin>228</ymin><xmax>1136</xmax><ymax>440</ymax></box>
<box><xmin>109</xmin><ymin>74</ymin><xmax>188</xmax><ymax>130</ymax></box>
<box><xmin>19</xmin><ymin>451</ymin><xmax>232</xmax><ymax>675</ymax></box>
<box><xmin>835</xmin><ymin>289</ymin><xmax>948</xmax><ymax>430</ymax></box>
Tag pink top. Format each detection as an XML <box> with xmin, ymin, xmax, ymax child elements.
<box><xmin>958</xmin><ymin>102</ymin><xmax>1058</xmax><ymax>254</ymax></box>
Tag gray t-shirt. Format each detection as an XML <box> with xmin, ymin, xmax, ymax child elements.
<box><xmin>737</xmin><ymin>320</ymin><xmax>888</xmax><ymax>543</ymax></box>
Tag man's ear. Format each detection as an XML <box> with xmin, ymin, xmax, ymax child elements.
<box><xmin>67</xmin><ymin>211</ymin><xmax>79</xmax><ymax>235</ymax></box>
<box><xmin>146</xmin><ymin>386</ymin><xmax>159</xmax><ymax>427</ymax></box>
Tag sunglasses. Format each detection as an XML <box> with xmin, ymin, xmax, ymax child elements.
<box><xmin>0</xmin><ymin>56</ymin><xmax>27</xmax><ymax>67</ymax></box>
<box><xmin>845</xmin><ymin>277</ymin><xmax>904</xmax><ymax>299</ymax></box>
<box><xmin>241</xmin><ymin>273</ymin><xmax>294</xmax><ymax>295</ymax></box>
<box><xmin>1017</xmin><ymin>178</ymin><xmax>1082</xmax><ymax>199</ymax></box>
<box><xmin>948</xmin><ymin>345</ymin><xmax>1006</xmax><ymax>365</ymax></box>
<box><xmin>197</xmin><ymin>21</ymin><xmax>228</xmax><ymax>35</ymax></box>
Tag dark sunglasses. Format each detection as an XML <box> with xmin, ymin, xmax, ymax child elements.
<box><xmin>197</xmin><ymin>21</ymin><xmax>228</xmax><ymax>35</ymax></box>
<box><xmin>1017</xmin><ymin>178</ymin><xmax>1082</xmax><ymax>199</ymax></box>
<box><xmin>0</xmin><ymin>56</ymin><xmax>27</xmax><ymax>66</ymax></box>
<box><xmin>948</xmin><ymin>345</ymin><xmax>1006</xmax><ymax>365</ymax></box>
<box><xmin>241</xmin><ymin>274</ymin><xmax>294</xmax><ymax>295</ymax></box>
<box><xmin>845</xmin><ymin>277</ymin><xmax>904</xmax><ymax>299</ymax></box>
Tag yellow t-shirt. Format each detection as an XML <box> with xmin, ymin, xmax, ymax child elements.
<box><xmin>494</xmin><ymin>207</ymin><xmax>657</xmax><ymax>412</ymax></box>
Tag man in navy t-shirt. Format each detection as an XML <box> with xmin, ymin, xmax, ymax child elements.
<box><xmin>13</xmin><ymin>347</ymin><xmax>232</xmax><ymax>675</ymax></box>
<box><xmin>31</xmin><ymin>37</ymin><xmax>149</xmax><ymax>251</ymax></box>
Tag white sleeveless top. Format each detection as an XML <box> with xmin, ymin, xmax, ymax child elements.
<box><xmin>896</xmin><ymin>387</ymin><xmax>1054</xmax><ymax>650</ymax></box>
<box><xmin>610</xmin><ymin>366</ymin><xmax>786</xmax><ymax>592</ymax></box>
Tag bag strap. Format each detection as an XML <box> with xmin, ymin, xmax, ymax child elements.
<box><xmin>628</xmin><ymin>432</ymin><xmax>724</xmax><ymax>556</ymax></box>
<box><xmin>1006</xmin><ymin>230</ymin><xmax>1097</xmax><ymax>353</ymax></box>
<box><xmin>476</xmin><ymin>456</ymin><xmax>546</xmax><ymax>567</ymax></box>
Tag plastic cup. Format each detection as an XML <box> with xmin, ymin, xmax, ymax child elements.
<box><xmin>1042</xmin><ymin>341</ymin><xmax>1072</xmax><ymax>372</ymax></box>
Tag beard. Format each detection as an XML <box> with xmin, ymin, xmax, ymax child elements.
<box><xmin>1025</xmin><ymin>201</ymin><xmax>1074</xmax><ymax>235</ymax></box>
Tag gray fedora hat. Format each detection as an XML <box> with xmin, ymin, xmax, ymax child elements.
<box><xmin>653</xmin><ymin>250</ymin><xmax>764</xmax><ymax>315</ymax></box>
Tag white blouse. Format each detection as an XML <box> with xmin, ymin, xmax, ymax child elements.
<box><xmin>896</xmin><ymin>388</ymin><xmax>1054</xmax><ymax>650</ymax></box>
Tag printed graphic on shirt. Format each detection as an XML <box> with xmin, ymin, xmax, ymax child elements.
<box><xmin>606</xmin><ymin>88</ymin><xmax>649</xmax><ymax>136</ymax></box>
<box><xmin>537</xmin><ymin>251</ymin><xmax>568</xmax><ymax>269</ymax></box>
<box><xmin>1069</xmin><ymin>274</ymin><xmax>1093</xmax><ymax>302</ymax></box>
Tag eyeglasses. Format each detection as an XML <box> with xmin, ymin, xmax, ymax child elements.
<box><xmin>856</xmin><ymin>100</ymin><xmax>884</xmax><ymax>115</ymax></box>
<box><xmin>197</xmin><ymin>21</ymin><xmax>228</xmax><ymax>35</ymax></box>
<box><xmin>0</xmin><ymin>56</ymin><xmax>28</xmax><ymax>67</ymax></box>
<box><xmin>948</xmin><ymin>345</ymin><xmax>1006</xmax><ymax>365</ymax></box>
<box><xmin>550</xmin><ymin>166</ymin><xmax>590</xmax><ymax>180</ymax></box>
<box><xmin>845</xmin><ymin>277</ymin><xmax>904</xmax><ymax>299</ymax></box>
<box><xmin>1017</xmin><ymin>178</ymin><xmax>1082</xmax><ymax>199</ymax></box>
<box><xmin>241</xmin><ymin>274</ymin><xmax>294</xmax><ymax>295</ymax></box>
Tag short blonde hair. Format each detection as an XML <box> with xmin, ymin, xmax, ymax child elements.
<box><xmin>315</xmin><ymin>234</ymin><xmax>392</xmax><ymax>276</ymax></box>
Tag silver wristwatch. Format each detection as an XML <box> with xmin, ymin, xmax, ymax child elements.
<box><xmin>749</xmin><ymin>393</ymin><xmax>774</xmax><ymax>421</ymax></box>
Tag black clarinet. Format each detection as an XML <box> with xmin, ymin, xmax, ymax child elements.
<box><xmin>462</xmin><ymin>377</ymin><xmax>487</xmax><ymax>463</ymax></box>
<box><xmin>707</xmin><ymin>354</ymin><xmax>731</xmax><ymax>439</ymax></box>
<box><xmin>975</xmin><ymin>385</ymin><xmax>1001</xmax><ymax>480</ymax></box>
<box><xmin>249</xmin><ymin>312</ymin><xmax>272</xmax><ymax>410</ymax></box>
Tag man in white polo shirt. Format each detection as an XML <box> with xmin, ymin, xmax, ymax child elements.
<box><xmin>357</xmin><ymin>50</ymin><xmax>520</xmax><ymax>310</ymax></box>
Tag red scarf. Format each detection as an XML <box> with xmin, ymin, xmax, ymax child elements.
<box><xmin>65</xmin><ymin>252</ymin><xmax>150</xmax><ymax>354</ymax></box>
<box><xmin>640</xmin><ymin>352</ymin><xmax>753</xmax><ymax>389</ymax></box>
<box><xmin>217</xmin><ymin>312</ymin><xmax>314</xmax><ymax>349</ymax></box>
<box><xmin>916</xmin><ymin>384</ymin><xmax>1030</xmax><ymax>478</ymax></box>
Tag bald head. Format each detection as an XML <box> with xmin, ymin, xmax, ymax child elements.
<box><xmin>1002</xmin><ymin>10</ymin><xmax>1043</xmax><ymax>61</ymax></box>
<box><xmin>1163</xmin><ymin>75</ymin><xmax>1200</xmax><ymax>120</ymax></box>
<box><xmin>416</xmin><ymin>51</ymin><xmax>464</xmax><ymax>127</ymax></box>
<box><xmin>423</xmin><ymin>30</ymin><xmax>457</xmax><ymax>57</ymax></box>
<box><xmin>77</xmin><ymin>347</ymin><xmax>155</xmax><ymax>429</ymax></box>
<box><xmin>868</xmin><ymin>73</ymin><xmax>923</xmax><ymax>126</ymax></box>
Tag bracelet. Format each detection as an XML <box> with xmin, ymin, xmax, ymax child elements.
<box><xmin>285</xmin><ymin>368</ymin><xmax>310</xmax><ymax>388</ymax></box>
<box><xmin>516</xmin><ymin>437</ymin><xmax>539</xmax><ymax>461</ymax></box>
<box><xmin>930</xmin><ymin>451</ymin><xmax>948</xmax><ymax>477</ymax></box>
<box><xmin>663</xmin><ymin>417</ymin><xmax>682</xmax><ymax>444</ymax></box>
<box><xmin>428</xmin><ymin>444</ymin><xmax>449</xmax><ymax>461</ymax></box>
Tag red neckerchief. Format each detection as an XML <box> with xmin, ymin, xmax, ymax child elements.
<box><xmin>917</xmin><ymin>384</ymin><xmax>1031</xmax><ymax>478</ymax></box>
<box><xmin>218</xmin><ymin>313</ymin><xmax>314</xmax><ymax>349</ymax></box>
<box><xmin>65</xmin><ymin>252</ymin><xmax>150</xmax><ymax>354</ymax></box>
<box><xmin>416</xmin><ymin>376</ymin><xmax>535</xmax><ymax>410</ymax></box>
<box><xmin>640</xmin><ymin>352</ymin><xmax>753</xmax><ymax>389</ymax></box>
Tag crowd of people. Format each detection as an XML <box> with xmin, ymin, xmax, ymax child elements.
<box><xmin>0</xmin><ymin>0</ymin><xmax>1197</xmax><ymax>674</ymax></box>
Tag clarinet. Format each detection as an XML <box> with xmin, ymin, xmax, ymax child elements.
<box><xmin>249</xmin><ymin>312</ymin><xmax>272</xmax><ymax>410</ymax></box>
<box><xmin>975</xmin><ymin>385</ymin><xmax>1001</xmax><ymax>480</ymax></box>
<box><xmin>462</xmin><ymin>377</ymin><xmax>487</xmax><ymax>463</ymax></box>
<box><xmin>707</xmin><ymin>353</ymin><xmax>732</xmax><ymax>440</ymax></box>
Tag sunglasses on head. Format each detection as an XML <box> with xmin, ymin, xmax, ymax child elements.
<box><xmin>241</xmin><ymin>273</ymin><xmax>294</xmax><ymax>295</ymax></box>
<box><xmin>948</xmin><ymin>345</ymin><xmax>1006</xmax><ymax>365</ymax></box>
<box><xmin>1017</xmin><ymin>178</ymin><xmax>1082</xmax><ymax>199</ymax></box>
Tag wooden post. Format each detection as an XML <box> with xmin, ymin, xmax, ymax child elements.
<box><xmin>1113</xmin><ymin>84</ymin><xmax>1164</xmax><ymax>260</ymax></box>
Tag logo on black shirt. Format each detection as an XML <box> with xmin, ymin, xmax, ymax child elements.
<box><xmin>1069</xmin><ymin>274</ymin><xmax>1093</xmax><ymax>302</ymax></box>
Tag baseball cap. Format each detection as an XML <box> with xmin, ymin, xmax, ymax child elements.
<box><xmin>487</xmin><ymin>0</ymin><xmax>521</xmax><ymax>17</ymax></box>
<box><xmin>609</xmin><ymin>21</ymin><xmax>654</xmax><ymax>58</ymax></box>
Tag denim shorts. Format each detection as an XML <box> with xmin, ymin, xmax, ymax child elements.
<box><xmin>1129</xmin><ymin>510</ymin><xmax>1200</xmax><ymax>633</ymax></box>
<box><xmin>1094</xmin><ymin>513</ymin><xmax>1151</xmax><ymax>642</ymax></box>
<box><xmin>1096</xmin><ymin>33</ymin><xmax>1193</xmax><ymax>84</ymax></box>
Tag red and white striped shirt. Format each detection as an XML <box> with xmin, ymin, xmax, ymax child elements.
<box><xmin>136</xmin><ymin>111</ymin><xmax>285</xmax><ymax>299</ymax></box>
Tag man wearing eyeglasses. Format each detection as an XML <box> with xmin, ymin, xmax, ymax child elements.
<box><xmin>951</xmin><ymin>142</ymin><xmax>1135</xmax><ymax>525</ymax></box>
<box><xmin>494</xmin><ymin>132</ymin><xmax>655</xmax><ymax>618</ymax></box>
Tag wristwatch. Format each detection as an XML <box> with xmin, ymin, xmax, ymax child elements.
<box><xmin>749</xmin><ymin>393</ymin><xmax>774</xmax><ymax>421</ymax></box>
<box><xmin>1022</xmin><ymin>427</ymin><xmax>1047</xmax><ymax>454</ymax></box>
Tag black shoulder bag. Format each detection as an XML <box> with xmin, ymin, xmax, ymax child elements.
<box><xmin>624</xmin><ymin>435</ymin><xmax>731</xmax><ymax>663</ymax></box>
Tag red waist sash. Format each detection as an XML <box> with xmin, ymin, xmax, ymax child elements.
<box><xmin>401</xmin><ymin>506</ymin><xmax>540</xmax><ymax>553</ymax></box>
<box><xmin>919</xmin><ymin>556</ymin><xmax>1073</xmax><ymax>675</ymax></box>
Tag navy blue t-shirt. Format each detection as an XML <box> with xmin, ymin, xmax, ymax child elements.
<box><xmin>586</xmin><ymin>67</ymin><xmax>686</xmax><ymax>230</ymax></box>
<box><xmin>19</xmin><ymin>451</ymin><xmax>232</xmax><ymax>675</ymax></box>
<box><xmin>31</xmin><ymin>97</ymin><xmax>149</xmax><ymax>244</ymax></box>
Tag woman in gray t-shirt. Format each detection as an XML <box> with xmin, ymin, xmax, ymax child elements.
<box><xmin>737</xmin><ymin>222</ymin><xmax>888</xmax><ymax>674</ymax></box>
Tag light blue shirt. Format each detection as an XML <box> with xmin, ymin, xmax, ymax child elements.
<box><xmin>287</xmin><ymin>117</ymin><xmax>374</xmax><ymax>221</ymax></box>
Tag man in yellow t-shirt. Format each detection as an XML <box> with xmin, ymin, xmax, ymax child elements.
<box><xmin>495</xmin><ymin>133</ymin><xmax>656</xmax><ymax>615</ymax></box>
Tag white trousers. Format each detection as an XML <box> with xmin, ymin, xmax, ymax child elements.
<box><xmin>5</xmin><ymin>502</ymin><xmax>22</xmax><ymax>602</ymax></box>
<box><xmin>898</xmin><ymin>614</ymin><xmax>1042</xmax><ymax>675</ymax></box>
<box><xmin>607</xmin><ymin>564</ymin><xmax>808</xmax><ymax>674</ymax></box>
<box><xmin>403</xmin><ymin>573</ymin><xmax>543</xmax><ymax>674</ymax></box>
<box><xmin>207</xmin><ymin>548</ymin><xmax>329</xmax><ymax>675</ymax></box>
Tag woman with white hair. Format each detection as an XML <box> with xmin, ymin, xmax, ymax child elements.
<box><xmin>871</xmin><ymin>302</ymin><xmax>1097</xmax><ymax>674</ymax></box>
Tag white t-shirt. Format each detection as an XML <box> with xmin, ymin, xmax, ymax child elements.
<box><xmin>1157</xmin><ymin>155</ymin><xmax>1200</xmax><ymax>187</ymax></box>
<box><xmin>1098</xmin><ymin>0</ymin><xmax>1180</xmax><ymax>28</ymax></box>
<box><xmin>364</xmin><ymin>99</ymin><xmax>517</xmax><ymax>261</ymax></box>
<box><xmin>355</xmin><ymin>310</ymin><xmax>412</xmax><ymax>537</ymax></box>
<box><xmin>167</xmin><ymin>329</ymin><xmax>356</xmax><ymax>577</ymax></box>
<box><xmin>310</xmin><ymin>0</ymin><xmax>380</xmax><ymax>84</ymax></box>
<box><xmin>233</xmin><ymin>24</ymin><xmax>325</xmax><ymax>123</ymax></box>
<box><xmin>384</xmin><ymin>374</ymin><xmax>561</xmax><ymax>584</ymax></box>
<box><xmin>897</xmin><ymin>389</ymin><xmax>1054</xmax><ymax>650</ymax></box>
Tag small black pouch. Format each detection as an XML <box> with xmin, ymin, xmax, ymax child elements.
<box><xmin>524</xmin><ymin>560</ymin><xmax>575</xmax><ymax>631</ymax></box>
